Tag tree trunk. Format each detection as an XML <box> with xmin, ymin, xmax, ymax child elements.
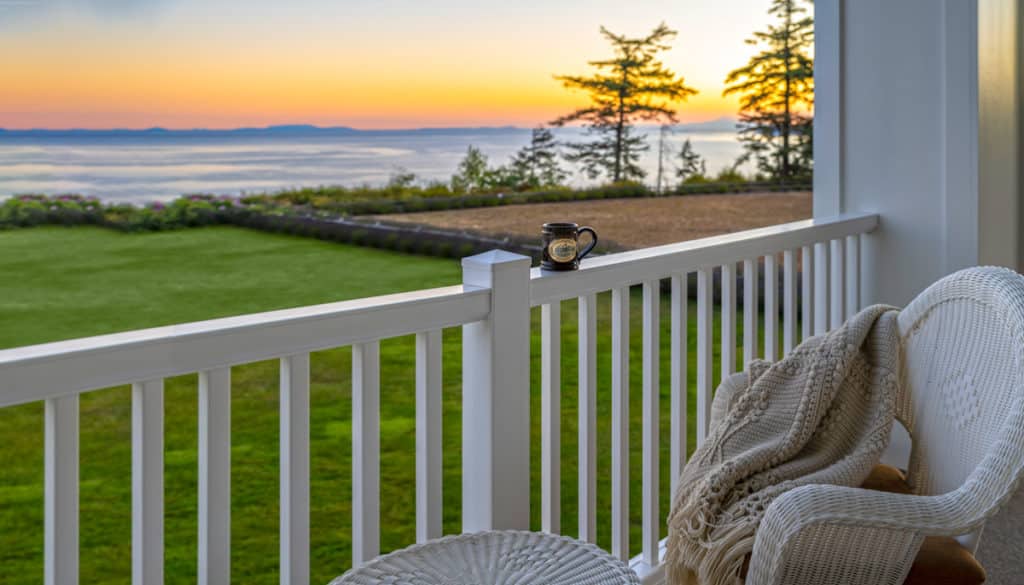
<box><xmin>615</xmin><ymin>96</ymin><xmax>625</xmax><ymax>183</ymax></box>
<box><xmin>614</xmin><ymin>67</ymin><xmax>629</xmax><ymax>183</ymax></box>
<box><xmin>782</xmin><ymin>1</ymin><xmax>793</xmax><ymax>181</ymax></box>
<box><xmin>656</xmin><ymin>128</ymin><xmax>665</xmax><ymax>193</ymax></box>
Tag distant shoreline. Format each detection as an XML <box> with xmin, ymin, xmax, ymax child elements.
<box><xmin>0</xmin><ymin>118</ymin><xmax>738</xmax><ymax>138</ymax></box>
<box><xmin>0</xmin><ymin>124</ymin><xmax>750</xmax><ymax>202</ymax></box>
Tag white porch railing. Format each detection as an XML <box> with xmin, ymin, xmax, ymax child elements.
<box><xmin>0</xmin><ymin>212</ymin><xmax>878</xmax><ymax>585</ymax></box>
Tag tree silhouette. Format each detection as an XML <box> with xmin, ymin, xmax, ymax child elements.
<box><xmin>509</xmin><ymin>127</ymin><xmax>567</xmax><ymax>188</ymax></box>
<box><xmin>450</xmin><ymin>146</ymin><xmax>489</xmax><ymax>193</ymax></box>
<box><xmin>724</xmin><ymin>0</ymin><xmax>814</xmax><ymax>181</ymax></box>
<box><xmin>676</xmin><ymin>138</ymin><xmax>706</xmax><ymax>183</ymax></box>
<box><xmin>655</xmin><ymin>124</ymin><xmax>673</xmax><ymax>193</ymax></box>
<box><xmin>553</xmin><ymin>23</ymin><xmax>698</xmax><ymax>183</ymax></box>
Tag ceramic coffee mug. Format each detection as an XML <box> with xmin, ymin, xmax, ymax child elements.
<box><xmin>541</xmin><ymin>222</ymin><xmax>598</xmax><ymax>271</ymax></box>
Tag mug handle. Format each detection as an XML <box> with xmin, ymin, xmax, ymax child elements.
<box><xmin>576</xmin><ymin>226</ymin><xmax>598</xmax><ymax>260</ymax></box>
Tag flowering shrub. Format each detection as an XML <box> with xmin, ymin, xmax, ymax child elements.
<box><xmin>0</xmin><ymin>194</ymin><xmax>244</xmax><ymax>231</ymax></box>
<box><xmin>0</xmin><ymin>194</ymin><xmax>106</xmax><ymax>228</ymax></box>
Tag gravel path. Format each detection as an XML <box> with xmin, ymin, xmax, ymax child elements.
<box><xmin>374</xmin><ymin>191</ymin><xmax>812</xmax><ymax>249</ymax></box>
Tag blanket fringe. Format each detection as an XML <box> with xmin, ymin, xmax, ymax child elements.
<box><xmin>665</xmin><ymin>522</ymin><xmax>752</xmax><ymax>585</ymax></box>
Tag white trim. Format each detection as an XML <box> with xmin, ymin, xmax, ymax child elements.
<box><xmin>942</xmin><ymin>0</ymin><xmax>980</xmax><ymax>272</ymax></box>
<box><xmin>813</xmin><ymin>0</ymin><xmax>843</xmax><ymax>216</ymax></box>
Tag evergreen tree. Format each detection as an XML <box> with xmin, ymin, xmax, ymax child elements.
<box><xmin>450</xmin><ymin>146</ymin><xmax>490</xmax><ymax>193</ymax></box>
<box><xmin>509</xmin><ymin>127</ymin><xmax>567</xmax><ymax>188</ymax></box>
<box><xmin>723</xmin><ymin>0</ymin><xmax>814</xmax><ymax>181</ymax></box>
<box><xmin>676</xmin><ymin>138</ymin><xmax>706</xmax><ymax>183</ymax></box>
<box><xmin>386</xmin><ymin>167</ymin><xmax>417</xmax><ymax>190</ymax></box>
<box><xmin>655</xmin><ymin>124</ymin><xmax>672</xmax><ymax>193</ymax></box>
<box><xmin>553</xmin><ymin>23</ymin><xmax>698</xmax><ymax>183</ymax></box>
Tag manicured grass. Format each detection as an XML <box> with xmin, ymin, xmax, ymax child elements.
<box><xmin>0</xmin><ymin>226</ymin><xmax>463</xmax><ymax>348</ymax></box>
<box><xmin>0</xmin><ymin>226</ymin><xmax>748</xmax><ymax>584</ymax></box>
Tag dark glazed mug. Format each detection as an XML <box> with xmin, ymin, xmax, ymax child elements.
<box><xmin>541</xmin><ymin>222</ymin><xmax>598</xmax><ymax>271</ymax></box>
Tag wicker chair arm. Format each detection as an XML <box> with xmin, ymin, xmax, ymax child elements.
<box><xmin>745</xmin><ymin>483</ymin><xmax>988</xmax><ymax>585</ymax></box>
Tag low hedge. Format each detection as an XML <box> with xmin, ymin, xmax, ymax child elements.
<box><xmin>241</xmin><ymin>180</ymin><xmax>810</xmax><ymax>217</ymax></box>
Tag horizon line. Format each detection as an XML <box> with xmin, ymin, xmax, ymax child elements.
<box><xmin>0</xmin><ymin>117</ymin><xmax>738</xmax><ymax>134</ymax></box>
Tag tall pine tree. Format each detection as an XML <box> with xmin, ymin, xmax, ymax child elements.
<box><xmin>724</xmin><ymin>0</ymin><xmax>814</xmax><ymax>181</ymax></box>
<box><xmin>553</xmin><ymin>23</ymin><xmax>697</xmax><ymax>183</ymax></box>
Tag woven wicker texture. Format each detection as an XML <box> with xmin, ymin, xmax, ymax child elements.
<box><xmin>329</xmin><ymin>530</ymin><xmax>640</xmax><ymax>585</ymax></box>
<box><xmin>745</xmin><ymin>267</ymin><xmax>1024</xmax><ymax>585</ymax></box>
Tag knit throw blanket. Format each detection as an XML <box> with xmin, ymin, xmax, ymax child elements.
<box><xmin>666</xmin><ymin>304</ymin><xmax>902</xmax><ymax>585</ymax></box>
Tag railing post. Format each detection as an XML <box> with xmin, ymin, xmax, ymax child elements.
<box><xmin>461</xmin><ymin>250</ymin><xmax>532</xmax><ymax>532</ymax></box>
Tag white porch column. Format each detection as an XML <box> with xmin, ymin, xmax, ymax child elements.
<box><xmin>978</xmin><ymin>0</ymin><xmax>1023</xmax><ymax>271</ymax></box>
<box><xmin>815</xmin><ymin>0</ymin><xmax>1022</xmax><ymax>306</ymax></box>
<box><xmin>461</xmin><ymin>250</ymin><xmax>532</xmax><ymax>532</ymax></box>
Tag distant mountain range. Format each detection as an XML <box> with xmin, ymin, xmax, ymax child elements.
<box><xmin>0</xmin><ymin>118</ymin><xmax>737</xmax><ymax>138</ymax></box>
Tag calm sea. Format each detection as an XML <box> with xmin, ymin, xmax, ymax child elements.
<box><xmin>0</xmin><ymin>127</ymin><xmax>746</xmax><ymax>203</ymax></box>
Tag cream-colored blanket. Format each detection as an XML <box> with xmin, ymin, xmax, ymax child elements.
<box><xmin>666</xmin><ymin>304</ymin><xmax>901</xmax><ymax>585</ymax></box>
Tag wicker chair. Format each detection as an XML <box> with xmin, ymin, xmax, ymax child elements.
<box><xmin>745</xmin><ymin>266</ymin><xmax>1024</xmax><ymax>584</ymax></box>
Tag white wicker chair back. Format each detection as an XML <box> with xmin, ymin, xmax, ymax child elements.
<box><xmin>896</xmin><ymin>267</ymin><xmax>1024</xmax><ymax>546</ymax></box>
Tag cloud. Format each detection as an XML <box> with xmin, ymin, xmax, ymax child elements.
<box><xmin>72</xmin><ymin>0</ymin><xmax>171</xmax><ymax>18</ymax></box>
<box><xmin>0</xmin><ymin>0</ymin><xmax>45</xmax><ymax>29</ymax></box>
<box><xmin>0</xmin><ymin>0</ymin><xmax>171</xmax><ymax>25</ymax></box>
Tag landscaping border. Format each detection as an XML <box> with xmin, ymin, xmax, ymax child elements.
<box><xmin>234</xmin><ymin>213</ymin><xmax>626</xmax><ymax>263</ymax></box>
<box><xmin>253</xmin><ymin>181</ymin><xmax>811</xmax><ymax>217</ymax></box>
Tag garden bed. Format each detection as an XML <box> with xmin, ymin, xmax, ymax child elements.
<box><xmin>373</xmin><ymin>190</ymin><xmax>812</xmax><ymax>249</ymax></box>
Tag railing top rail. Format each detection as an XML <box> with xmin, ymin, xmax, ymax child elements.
<box><xmin>529</xmin><ymin>212</ymin><xmax>879</xmax><ymax>305</ymax></box>
<box><xmin>0</xmin><ymin>213</ymin><xmax>877</xmax><ymax>407</ymax></box>
<box><xmin>0</xmin><ymin>285</ymin><xmax>489</xmax><ymax>407</ymax></box>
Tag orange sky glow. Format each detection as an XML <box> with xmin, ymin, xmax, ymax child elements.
<box><xmin>0</xmin><ymin>0</ymin><xmax>785</xmax><ymax>129</ymax></box>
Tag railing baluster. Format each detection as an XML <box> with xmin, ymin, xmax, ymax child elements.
<box><xmin>696</xmin><ymin>268</ymin><xmax>713</xmax><ymax>444</ymax></box>
<box><xmin>743</xmin><ymin>258</ymin><xmax>759</xmax><ymax>365</ymax></box>
<box><xmin>577</xmin><ymin>294</ymin><xmax>598</xmax><ymax>543</ymax></box>
<box><xmin>846</xmin><ymin>234</ymin><xmax>861</xmax><ymax>318</ymax></box>
<box><xmin>641</xmin><ymin>280</ymin><xmax>660</xmax><ymax>567</ymax></box>
<box><xmin>610</xmin><ymin>286</ymin><xmax>630</xmax><ymax>560</ymax></box>
<box><xmin>801</xmin><ymin>245</ymin><xmax>814</xmax><ymax>341</ymax></box>
<box><xmin>764</xmin><ymin>254</ymin><xmax>779</xmax><ymax>362</ymax></box>
<box><xmin>353</xmin><ymin>342</ymin><xmax>380</xmax><ymax>564</ymax></box>
<box><xmin>415</xmin><ymin>330</ymin><xmax>442</xmax><ymax>543</ymax></box>
<box><xmin>830</xmin><ymin>238</ymin><xmax>846</xmax><ymax>329</ymax></box>
<box><xmin>280</xmin><ymin>354</ymin><xmax>310</xmax><ymax>585</ymax></box>
<box><xmin>669</xmin><ymin>274</ymin><xmax>688</xmax><ymax>495</ymax></box>
<box><xmin>720</xmin><ymin>263</ymin><xmax>736</xmax><ymax>380</ymax></box>
<box><xmin>133</xmin><ymin>379</ymin><xmax>164</xmax><ymax>585</ymax></box>
<box><xmin>45</xmin><ymin>395</ymin><xmax>78</xmax><ymax>585</ymax></box>
<box><xmin>783</xmin><ymin>249</ymin><xmax>797</xmax><ymax>354</ymax></box>
<box><xmin>814</xmin><ymin>241</ymin><xmax>830</xmax><ymax>335</ymax></box>
<box><xmin>199</xmin><ymin>368</ymin><xmax>231</xmax><ymax>585</ymax></box>
<box><xmin>540</xmin><ymin>302</ymin><xmax>561</xmax><ymax>534</ymax></box>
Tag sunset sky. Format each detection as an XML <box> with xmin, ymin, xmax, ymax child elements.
<box><xmin>0</xmin><ymin>0</ymin><xmax>784</xmax><ymax>130</ymax></box>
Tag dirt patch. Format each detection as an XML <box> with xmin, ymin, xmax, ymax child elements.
<box><xmin>374</xmin><ymin>191</ymin><xmax>812</xmax><ymax>249</ymax></box>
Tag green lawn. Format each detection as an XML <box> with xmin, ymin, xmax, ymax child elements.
<box><xmin>0</xmin><ymin>226</ymin><xmax>746</xmax><ymax>585</ymax></box>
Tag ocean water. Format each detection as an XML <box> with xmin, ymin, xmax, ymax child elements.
<box><xmin>0</xmin><ymin>127</ymin><xmax>746</xmax><ymax>203</ymax></box>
